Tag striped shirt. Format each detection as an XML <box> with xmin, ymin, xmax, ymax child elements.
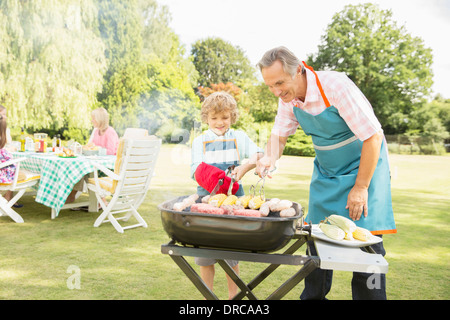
<box><xmin>272</xmin><ymin>68</ymin><xmax>382</xmax><ymax>141</ymax></box>
<box><xmin>191</xmin><ymin>129</ymin><xmax>264</xmax><ymax>179</ymax></box>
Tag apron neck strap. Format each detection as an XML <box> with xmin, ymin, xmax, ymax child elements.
<box><xmin>302</xmin><ymin>61</ymin><xmax>331</xmax><ymax>108</ymax></box>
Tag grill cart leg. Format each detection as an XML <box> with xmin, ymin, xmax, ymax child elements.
<box><xmin>233</xmin><ymin>237</ymin><xmax>308</xmax><ymax>300</ymax></box>
<box><xmin>161</xmin><ymin>235</ymin><xmax>318</xmax><ymax>301</ymax></box>
<box><xmin>217</xmin><ymin>260</ymin><xmax>258</xmax><ymax>300</ymax></box>
<box><xmin>266</xmin><ymin>258</ymin><xmax>319</xmax><ymax>300</ymax></box>
<box><xmin>169</xmin><ymin>254</ymin><xmax>219</xmax><ymax>300</ymax></box>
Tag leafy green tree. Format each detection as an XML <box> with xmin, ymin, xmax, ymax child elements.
<box><xmin>409</xmin><ymin>96</ymin><xmax>450</xmax><ymax>143</ymax></box>
<box><xmin>429</xmin><ymin>95</ymin><xmax>450</xmax><ymax>134</ymax></box>
<box><xmin>137</xmin><ymin>35</ymin><xmax>200</xmax><ymax>142</ymax></box>
<box><xmin>95</xmin><ymin>0</ymin><xmax>146</xmax><ymax>133</ymax></box>
<box><xmin>0</xmin><ymin>0</ymin><xmax>106</xmax><ymax>134</ymax></box>
<box><xmin>242</xmin><ymin>82</ymin><xmax>279</xmax><ymax>122</ymax></box>
<box><xmin>307</xmin><ymin>3</ymin><xmax>433</xmax><ymax>134</ymax></box>
<box><xmin>191</xmin><ymin>37</ymin><xmax>256</xmax><ymax>88</ymax></box>
<box><xmin>96</xmin><ymin>0</ymin><xmax>199</xmax><ymax>138</ymax></box>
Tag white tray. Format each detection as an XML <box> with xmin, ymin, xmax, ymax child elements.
<box><xmin>311</xmin><ymin>224</ymin><xmax>382</xmax><ymax>247</ymax></box>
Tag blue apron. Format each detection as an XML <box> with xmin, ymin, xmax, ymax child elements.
<box><xmin>293</xmin><ymin>62</ymin><xmax>396</xmax><ymax>234</ymax></box>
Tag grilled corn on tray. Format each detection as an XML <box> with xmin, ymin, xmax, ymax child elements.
<box><xmin>311</xmin><ymin>223</ymin><xmax>382</xmax><ymax>247</ymax></box>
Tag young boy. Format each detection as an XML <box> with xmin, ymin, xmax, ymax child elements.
<box><xmin>191</xmin><ymin>91</ymin><xmax>264</xmax><ymax>299</ymax></box>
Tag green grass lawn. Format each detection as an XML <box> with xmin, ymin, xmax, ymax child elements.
<box><xmin>0</xmin><ymin>144</ymin><xmax>448</xmax><ymax>300</ymax></box>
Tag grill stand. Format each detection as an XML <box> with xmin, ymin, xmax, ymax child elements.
<box><xmin>161</xmin><ymin>231</ymin><xmax>321</xmax><ymax>300</ymax></box>
<box><xmin>161</xmin><ymin>227</ymin><xmax>389</xmax><ymax>300</ymax></box>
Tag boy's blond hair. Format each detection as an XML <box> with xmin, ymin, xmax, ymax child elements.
<box><xmin>91</xmin><ymin>107</ymin><xmax>110</xmax><ymax>131</ymax></box>
<box><xmin>201</xmin><ymin>91</ymin><xmax>239</xmax><ymax>124</ymax></box>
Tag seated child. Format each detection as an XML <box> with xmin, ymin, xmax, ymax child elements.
<box><xmin>191</xmin><ymin>91</ymin><xmax>264</xmax><ymax>299</ymax></box>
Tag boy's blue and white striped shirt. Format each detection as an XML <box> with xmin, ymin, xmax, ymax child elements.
<box><xmin>191</xmin><ymin>129</ymin><xmax>264</xmax><ymax>179</ymax></box>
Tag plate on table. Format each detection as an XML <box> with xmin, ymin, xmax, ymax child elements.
<box><xmin>311</xmin><ymin>224</ymin><xmax>382</xmax><ymax>247</ymax></box>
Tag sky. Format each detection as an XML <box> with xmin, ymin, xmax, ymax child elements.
<box><xmin>158</xmin><ymin>0</ymin><xmax>450</xmax><ymax>99</ymax></box>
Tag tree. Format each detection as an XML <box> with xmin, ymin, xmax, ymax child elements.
<box><xmin>191</xmin><ymin>37</ymin><xmax>256</xmax><ymax>88</ymax></box>
<box><xmin>243</xmin><ymin>82</ymin><xmax>279</xmax><ymax>122</ymax></box>
<box><xmin>94</xmin><ymin>0</ymin><xmax>200</xmax><ymax>138</ymax></box>
<box><xmin>198</xmin><ymin>82</ymin><xmax>243</xmax><ymax>102</ymax></box>
<box><xmin>0</xmin><ymin>0</ymin><xmax>106</xmax><ymax>135</ymax></box>
<box><xmin>95</xmin><ymin>0</ymin><xmax>146</xmax><ymax>133</ymax></box>
<box><xmin>307</xmin><ymin>3</ymin><xmax>433</xmax><ymax>134</ymax></box>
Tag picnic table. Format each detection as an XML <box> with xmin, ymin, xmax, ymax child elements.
<box><xmin>12</xmin><ymin>151</ymin><xmax>115</xmax><ymax>218</ymax></box>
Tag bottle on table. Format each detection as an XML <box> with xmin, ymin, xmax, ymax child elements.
<box><xmin>20</xmin><ymin>127</ymin><xmax>26</xmax><ymax>152</ymax></box>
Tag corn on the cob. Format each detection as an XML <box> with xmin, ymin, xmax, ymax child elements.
<box><xmin>344</xmin><ymin>232</ymin><xmax>354</xmax><ymax>241</ymax></box>
<box><xmin>326</xmin><ymin>214</ymin><xmax>357</xmax><ymax>233</ymax></box>
<box><xmin>236</xmin><ymin>195</ymin><xmax>253</xmax><ymax>208</ymax></box>
<box><xmin>222</xmin><ymin>195</ymin><xmax>238</xmax><ymax>206</ymax></box>
<box><xmin>352</xmin><ymin>227</ymin><xmax>372</xmax><ymax>241</ymax></box>
<box><xmin>248</xmin><ymin>196</ymin><xmax>265</xmax><ymax>210</ymax></box>
<box><xmin>208</xmin><ymin>194</ymin><xmax>227</xmax><ymax>207</ymax></box>
<box><xmin>319</xmin><ymin>222</ymin><xmax>345</xmax><ymax>241</ymax></box>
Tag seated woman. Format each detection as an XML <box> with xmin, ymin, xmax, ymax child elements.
<box><xmin>86</xmin><ymin>107</ymin><xmax>119</xmax><ymax>155</ymax></box>
<box><xmin>0</xmin><ymin>105</ymin><xmax>21</xmax><ymax>208</ymax></box>
<box><xmin>66</xmin><ymin>107</ymin><xmax>119</xmax><ymax>204</ymax></box>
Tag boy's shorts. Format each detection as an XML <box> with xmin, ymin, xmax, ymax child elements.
<box><xmin>195</xmin><ymin>257</ymin><xmax>239</xmax><ymax>267</ymax></box>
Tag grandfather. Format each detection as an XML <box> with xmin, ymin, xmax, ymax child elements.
<box><xmin>256</xmin><ymin>46</ymin><xmax>396</xmax><ymax>300</ymax></box>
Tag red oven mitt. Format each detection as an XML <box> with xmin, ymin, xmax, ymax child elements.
<box><xmin>194</xmin><ymin>162</ymin><xmax>239</xmax><ymax>195</ymax></box>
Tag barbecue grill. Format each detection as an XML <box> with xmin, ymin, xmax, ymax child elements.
<box><xmin>159</xmin><ymin>195</ymin><xmax>389</xmax><ymax>300</ymax></box>
<box><xmin>159</xmin><ymin>195</ymin><xmax>304</xmax><ymax>253</ymax></box>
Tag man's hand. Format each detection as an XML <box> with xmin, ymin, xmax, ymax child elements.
<box><xmin>346</xmin><ymin>185</ymin><xmax>368</xmax><ymax>221</ymax></box>
<box><xmin>345</xmin><ymin>131</ymin><xmax>383</xmax><ymax>221</ymax></box>
<box><xmin>255</xmin><ymin>134</ymin><xmax>288</xmax><ymax>178</ymax></box>
<box><xmin>255</xmin><ymin>155</ymin><xmax>275</xmax><ymax>178</ymax></box>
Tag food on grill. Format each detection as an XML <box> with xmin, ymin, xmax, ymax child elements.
<box><xmin>191</xmin><ymin>203</ymin><xmax>225</xmax><ymax>215</ymax></box>
<box><xmin>233</xmin><ymin>209</ymin><xmax>261</xmax><ymax>217</ymax></box>
<box><xmin>259</xmin><ymin>202</ymin><xmax>270</xmax><ymax>217</ymax></box>
<box><xmin>352</xmin><ymin>227</ymin><xmax>372</xmax><ymax>241</ymax></box>
<box><xmin>280</xmin><ymin>207</ymin><xmax>296</xmax><ymax>217</ymax></box>
<box><xmin>248</xmin><ymin>196</ymin><xmax>265</xmax><ymax>209</ymax></box>
<box><xmin>221</xmin><ymin>204</ymin><xmax>244</xmax><ymax>215</ymax></box>
<box><xmin>208</xmin><ymin>194</ymin><xmax>227</xmax><ymax>207</ymax></box>
<box><xmin>172</xmin><ymin>192</ymin><xmax>300</xmax><ymax>220</ymax></box>
<box><xmin>236</xmin><ymin>195</ymin><xmax>253</xmax><ymax>208</ymax></box>
<box><xmin>319</xmin><ymin>222</ymin><xmax>345</xmax><ymax>240</ymax></box>
<box><xmin>270</xmin><ymin>199</ymin><xmax>293</xmax><ymax>212</ymax></box>
<box><xmin>173</xmin><ymin>194</ymin><xmax>199</xmax><ymax>211</ymax></box>
<box><xmin>267</xmin><ymin>198</ymin><xmax>280</xmax><ymax>210</ymax></box>
<box><xmin>326</xmin><ymin>214</ymin><xmax>356</xmax><ymax>233</ymax></box>
<box><xmin>222</xmin><ymin>195</ymin><xmax>238</xmax><ymax>206</ymax></box>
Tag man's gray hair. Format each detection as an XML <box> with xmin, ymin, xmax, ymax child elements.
<box><xmin>257</xmin><ymin>46</ymin><xmax>304</xmax><ymax>78</ymax></box>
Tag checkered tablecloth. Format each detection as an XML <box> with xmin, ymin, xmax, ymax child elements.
<box><xmin>12</xmin><ymin>152</ymin><xmax>115</xmax><ymax>216</ymax></box>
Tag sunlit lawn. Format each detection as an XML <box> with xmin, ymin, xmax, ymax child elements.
<box><xmin>0</xmin><ymin>144</ymin><xmax>448</xmax><ymax>300</ymax></box>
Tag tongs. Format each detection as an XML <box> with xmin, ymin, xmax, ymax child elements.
<box><xmin>210</xmin><ymin>165</ymin><xmax>236</xmax><ymax>197</ymax></box>
<box><xmin>250</xmin><ymin>168</ymin><xmax>268</xmax><ymax>200</ymax></box>
<box><xmin>250</xmin><ymin>166</ymin><xmax>277</xmax><ymax>200</ymax></box>
<box><xmin>226</xmin><ymin>165</ymin><xmax>236</xmax><ymax>196</ymax></box>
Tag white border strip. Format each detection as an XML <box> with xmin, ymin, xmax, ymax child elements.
<box><xmin>313</xmin><ymin>136</ymin><xmax>358</xmax><ymax>151</ymax></box>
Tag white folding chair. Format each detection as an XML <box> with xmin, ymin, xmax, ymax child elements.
<box><xmin>123</xmin><ymin>128</ymin><xmax>148</xmax><ymax>139</ymax></box>
<box><xmin>0</xmin><ymin>158</ymin><xmax>40</xmax><ymax>223</ymax></box>
<box><xmin>87</xmin><ymin>137</ymin><xmax>161</xmax><ymax>233</ymax></box>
